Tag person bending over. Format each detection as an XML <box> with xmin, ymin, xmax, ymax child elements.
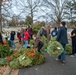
<box><xmin>33</xmin><ymin>34</ymin><xmax>44</xmax><ymax>53</ymax></box>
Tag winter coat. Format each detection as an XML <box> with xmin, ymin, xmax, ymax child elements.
<box><xmin>56</xmin><ymin>26</ymin><xmax>68</xmax><ymax>44</ymax></box>
<box><xmin>0</xmin><ymin>34</ymin><xmax>3</xmax><ymax>44</ymax></box>
<box><xmin>35</xmin><ymin>37</ymin><xmax>44</xmax><ymax>48</ymax></box>
<box><xmin>23</xmin><ymin>31</ymin><xmax>30</xmax><ymax>41</ymax></box>
<box><xmin>10</xmin><ymin>31</ymin><xmax>15</xmax><ymax>41</ymax></box>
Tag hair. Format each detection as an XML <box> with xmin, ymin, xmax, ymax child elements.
<box><xmin>25</xmin><ymin>28</ymin><xmax>28</xmax><ymax>31</ymax></box>
<box><xmin>0</xmin><ymin>32</ymin><xmax>1</xmax><ymax>35</ymax></box>
<box><xmin>61</xmin><ymin>21</ymin><xmax>66</xmax><ymax>26</ymax></box>
<box><xmin>73</xmin><ymin>24</ymin><xmax>76</xmax><ymax>27</ymax></box>
<box><xmin>71</xmin><ymin>24</ymin><xmax>76</xmax><ymax>28</ymax></box>
<box><xmin>0</xmin><ymin>32</ymin><xmax>2</xmax><ymax>38</ymax></box>
<box><xmin>54</xmin><ymin>27</ymin><xmax>57</xmax><ymax>30</ymax></box>
<box><xmin>33</xmin><ymin>34</ymin><xmax>37</xmax><ymax>37</ymax></box>
<box><xmin>28</xmin><ymin>26</ymin><xmax>30</xmax><ymax>28</ymax></box>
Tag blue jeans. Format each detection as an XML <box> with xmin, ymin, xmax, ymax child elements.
<box><xmin>10</xmin><ymin>40</ymin><xmax>16</xmax><ymax>49</ymax></box>
<box><xmin>58</xmin><ymin>43</ymin><xmax>66</xmax><ymax>61</ymax></box>
<box><xmin>24</xmin><ymin>40</ymin><xmax>28</xmax><ymax>48</ymax></box>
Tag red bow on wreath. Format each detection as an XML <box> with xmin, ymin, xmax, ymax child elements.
<box><xmin>3</xmin><ymin>42</ymin><xmax>6</xmax><ymax>46</ymax></box>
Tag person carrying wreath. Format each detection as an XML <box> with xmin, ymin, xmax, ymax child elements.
<box><xmin>56</xmin><ymin>21</ymin><xmax>68</xmax><ymax>64</ymax></box>
<box><xmin>33</xmin><ymin>34</ymin><xmax>44</xmax><ymax>53</ymax></box>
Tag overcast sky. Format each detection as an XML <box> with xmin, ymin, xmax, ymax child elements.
<box><xmin>8</xmin><ymin>0</ymin><xmax>52</xmax><ymax>22</ymax></box>
<box><xmin>2</xmin><ymin>0</ymin><xmax>75</xmax><ymax>22</ymax></box>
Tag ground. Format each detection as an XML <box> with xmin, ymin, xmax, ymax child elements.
<box><xmin>0</xmin><ymin>29</ymin><xmax>74</xmax><ymax>75</ymax></box>
<box><xmin>0</xmin><ymin>66</ymin><xmax>7</xmax><ymax>75</ymax></box>
<box><xmin>18</xmin><ymin>53</ymin><xmax>76</xmax><ymax>75</ymax></box>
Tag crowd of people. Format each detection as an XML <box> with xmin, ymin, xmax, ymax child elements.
<box><xmin>0</xmin><ymin>22</ymin><xmax>76</xmax><ymax>64</ymax></box>
<box><xmin>0</xmin><ymin>27</ymin><xmax>33</xmax><ymax>50</ymax></box>
<box><xmin>51</xmin><ymin>22</ymin><xmax>76</xmax><ymax>64</ymax></box>
<box><xmin>0</xmin><ymin>26</ymin><xmax>44</xmax><ymax>53</ymax></box>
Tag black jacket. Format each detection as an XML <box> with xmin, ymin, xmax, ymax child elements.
<box><xmin>71</xmin><ymin>28</ymin><xmax>76</xmax><ymax>43</ymax></box>
<box><xmin>10</xmin><ymin>31</ymin><xmax>15</xmax><ymax>41</ymax></box>
<box><xmin>0</xmin><ymin>34</ymin><xmax>3</xmax><ymax>44</ymax></box>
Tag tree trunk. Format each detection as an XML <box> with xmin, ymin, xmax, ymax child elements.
<box><xmin>30</xmin><ymin>0</ymin><xmax>33</xmax><ymax>24</ymax></box>
<box><xmin>0</xmin><ymin>2</ymin><xmax>2</xmax><ymax>32</ymax></box>
<box><xmin>46</xmin><ymin>25</ymin><xmax>51</xmax><ymax>40</ymax></box>
<box><xmin>31</xmin><ymin>9</ymin><xmax>33</xmax><ymax>24</ymax></box>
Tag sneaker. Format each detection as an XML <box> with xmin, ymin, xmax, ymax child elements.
<box><xmin>62</xmin><ymin>61</ymin><xmax>66</xmax><ymax>63</ymax></box>
<box><xmin>55</xmin><ymin>58</ymin><xmax>59</xmax><ymax>61</ymax></box>
<box><xmin>70</xmin><ymin>55</ymin><xmax>75</xmax><ymax>57</ymax></box>
<box><xmin>74</xmin><ymin>54</ymin><xmax>76</xmax><ymax>56</ymax></box>
<box><xmin>62</xmin><ymin>61</ymin><xmax>66</xmax><ymax>65</ymax></box>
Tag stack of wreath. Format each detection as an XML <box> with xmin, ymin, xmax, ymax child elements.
<box><xmin>7</xmin><ymin>49</ymin><xmax>45</xmax><ymax>69</ymax></box>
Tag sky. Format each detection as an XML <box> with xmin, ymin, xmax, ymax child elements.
<box><xmin>2</xmin><ymin>0</ymin><xmax>76</xmax><ymax>23</ymax></box>
<box><xmin>2</xmin><ymin>0</ymin><xmax>61</xmax><ymax>22</ymax></box>
<box><xmin>10</xmin><ymin>0</ymin><xmax>68</xmax><ymax>22</ymax></box>
<box><xmin>12</xmin><ymin>6</ymin><xmax>19</xmax><ymax>15</ymax></box>
<box><xmin>9</xmin><ymin>0</ymin><xmax>51</xmax><ymax>22</ymax></box>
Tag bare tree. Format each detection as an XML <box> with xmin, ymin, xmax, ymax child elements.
<box><xmin>42</xmin><ymin>0</ymin><xmax>68</xmax><ymax>26</ymax></box>
<box><xmin>0</xmin><ymin>0</ymin><xmax>12</xmax><ymax>32</ymax></box>
<box><xmin>14</xmin><ymin>0</ymin><xmax>43</xmax><ymax>24</ymax></box>
<box><xmin>64</xmin><ymin>0</ymin><xmax>76</xmax><ymax>24</ymax></box>
<box><xmin>0</xmin><ymin>0</ymin><xmax>3</xmax><ymax>32</ymax></box>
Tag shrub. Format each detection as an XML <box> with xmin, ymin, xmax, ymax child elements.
<box><xmin>66</xmin><ymin>44</ymin><xmax>72</xmax><ymax>55</ymax></box>
<box><xmin>0</xmin><ymin>43</ymin><xmax>12</xmax><ymax>58</ymax></box>
<box><xmin>8</xmin><ymin>48</ymin><xmax>46</xmax><ymax>69</ymax></box>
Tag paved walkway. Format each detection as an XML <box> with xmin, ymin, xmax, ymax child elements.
<box><xmin>18</xmin><ymin>53</ymin><xmax>76</xmax><ymax>75</ymax></box>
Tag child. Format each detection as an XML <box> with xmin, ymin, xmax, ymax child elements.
<box><xmin>10</xmin><ymin>31</ymin><xmax>16</xmax><ymax>50</ymax></box>
<box><xmin>32</xmin><ymin>34</ymin><xmax>44</xmax><ymax>53</ymax></box>
<box><xmin>51</xmin><ymin>27</ymin><xmax>58</xmax><ymax>37</ymax></box>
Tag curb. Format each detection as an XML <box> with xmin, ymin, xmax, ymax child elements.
<box><xmin>3</xmin><ymin>66</ymin><xmax>19</xmax><ymax>75</ymax></box>
<box><xmin>3</xmin><ymin>66</ymin><xmax>12</xmax><ymax>75</ymax></box>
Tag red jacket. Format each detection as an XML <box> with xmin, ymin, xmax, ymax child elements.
<box><xmin>23</xmin><ymin>31</ymin><xmax>30</xmax><ymax>41</ymax></box>
<box><xmin>18</xmin><ymin>35</ymin><xmax>21</xmax><ymax>40</ymax></box>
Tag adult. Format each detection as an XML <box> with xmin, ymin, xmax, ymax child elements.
<box><xmin>37</xmin><ymin>27</ymin><xmax>47</xmax><ymax>38</ymax></box>
<box><xmin>28</xmin><ymin>26</ymin><xmax>33</xmax><ymax>38</ymax></box>
<box><xmin>21</xmin><ymin>28</ymin><xmax>25</xmax><ymax>46</ymax></box>
<box><xmin>0</xmin><ymin>32</ymin><xmax>3</xmax><ymax>44</ymax></box>
<box><xmin>33</xmin><ymin>34</ymin><xmax>44</xmax><ymax>53</ymax></box>
<box><xmin>46</xmin><ymin>25</ymin><xmax>51</xmax><ymax>40</ymax></box>
<box><xmin>40</xmin><ymin>27</ymin><xmax>47</xmax><ymax>38</ymax></box>
<box><xmin>51</xmin><ymin>27</ymin><xmax>58</xmax><ymax>37</ymax></box>
<box><xmin>70</xmin><ymin>24</ymin><xmax>76</xmax><ymax>57</ymax></box>
<box><xmin>56</xmin><ymin>21</ymin><xmax>68</xmax><ymax>64</ymax></box>
<box><xmin>23</xmin><ymin>29</ymin><xmax>30</xmax><ymax>48</ymax></box>
<box><xmin>10</xmin><ymin>31</ymin><xmax>16</xmax><ymax>50</ymax></box>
